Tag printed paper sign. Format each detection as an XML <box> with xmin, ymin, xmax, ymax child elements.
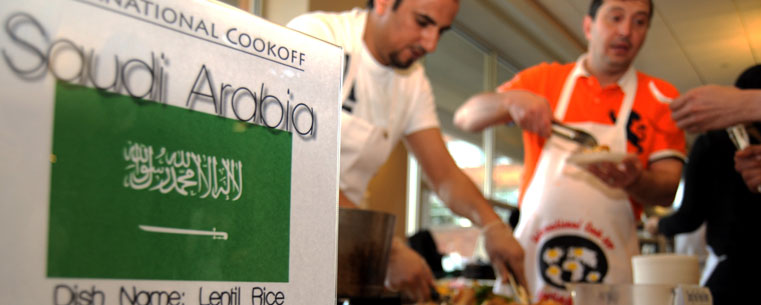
<box><xmin>0</xmin><ymin>0</ymin><xmax>342</xmax><ymax>304</ymax></box>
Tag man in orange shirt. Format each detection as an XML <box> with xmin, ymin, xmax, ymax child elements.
<box><xmin>454</xmin><ymin>0</ymin><xmax>685</xmax><ymax>303</ymax></box>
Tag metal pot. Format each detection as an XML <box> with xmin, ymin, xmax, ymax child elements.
<box><xmin>337</xmin><ymin>207</ymin><xmax>396</xmax><ymax>298</ymax></box>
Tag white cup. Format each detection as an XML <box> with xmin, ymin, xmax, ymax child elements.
<box><xmin>632</xmin><ymin>254</ymin><xmax>700</xmax><ymax>285</ymax></box>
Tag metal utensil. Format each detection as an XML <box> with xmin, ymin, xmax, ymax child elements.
<box><xmin>551</xmin><ymin>120</ymin><xmax>599</xmax><ymax>148</ymax></box>
<box><xmin>727</xmin><ymin>124</ymin><xmax>750</xmax><ymax>150</ymax></box>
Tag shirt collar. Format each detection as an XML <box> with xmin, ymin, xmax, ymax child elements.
<box><xmin>571</xmin><ymin>54</ymin><xmax>637</xmax><ymax>97</ymax></box>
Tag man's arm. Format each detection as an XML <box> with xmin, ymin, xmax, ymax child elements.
<box><xmin>405</xmin><ymin>127</ymin><xmax>526</xmax><ymax>287</ymax></box>
<box><xmin>454</xmin><ymin>90</ymin><xmax>553</xmax><ymax>137</ymax></box>
<box><xmin>585</xmin><ymin>157</ymin><xmax>683</xmax><ymax>206</ymax></box>
<box><xmin>657</xmin><ymin>135</ymin><xmax>713</xmax><ymax>236</ymax></box>
<box><xmin>670</xmin><ymin>85</ymin><xmax>761</xmax><ymax>132</ymax></box>
<box><xmin>625</xmin><ymin>158</ymin><xmax>683</xmax><ymax>206</ymax></box>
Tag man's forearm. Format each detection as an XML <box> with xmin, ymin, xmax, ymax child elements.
<box><xmin>454</xmin><ymin>92</ymin><xmax>513</xmax><ymax>133</ymax></box>
<box><xmin>405</xmin><ymin>128</ymin><xmax>504</xmax><ymax>228</ymax></box>
<box><xmin>624</xmin><ymin>168</ymin><xmax>680</xmax><ymax>206</ymax></box>
<box><xmin>433</xmin><ymin>168</ymin><xmax>501</xmax><ymax>228</ymax></box>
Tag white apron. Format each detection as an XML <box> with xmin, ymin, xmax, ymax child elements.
<box><xmin>339</xmin><ymin>111</ymin><xmax>394</xmax><ymax>203</ymax></box>
<box><xmin>338</xmin><ymin>42</ymin><xmax>399</xmax><ymax>204</ymax></box>
<box><xmin>514</xmin><ymin>64</ymin><xmax>640</xmax><ymax>304</ymax></box>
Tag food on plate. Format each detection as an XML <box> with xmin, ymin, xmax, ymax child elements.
<box><xmin>566</xmin><ymin>144</ymin><xmax>627</xmax><ymax>165</ymax></box>
<box><xmin>426</xmin><ymin>279</ymin><xmax>563</xmax><ymax>305</ymax></box>
<box><xmin>451</xmin><ymin>285</ymin><xmax>476</xmax><ymax>305</ymax></box>
<box><xmin>481</xmin><ymin>296</ymin><xmax>513</xmax><ymax>305</ymax></box>
<box><xmin>451</xmin><ymin>285</ymin><xmax>513</xmax><ymax>305</ymax></box>
<box><xmin>583</xmin><ymin>144</ymin><xmax>610</xmax><ymax>152</ymax></box>
<box><xmin>447</xmin><ymin>282</ymin><xmax>512</xmax><ymax>305</ymax></box>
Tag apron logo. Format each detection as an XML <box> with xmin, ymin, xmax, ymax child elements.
<box><xmin>538</xmin><ymin>235</ymin><xmax>608</xmax><ymax>289</ymax></box>
<box><xmin>609</xmin><ymin>110</ymin><xmax>646</xmax><ymax>153</ymax></box>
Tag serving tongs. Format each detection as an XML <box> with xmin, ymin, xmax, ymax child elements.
<box><xmin>551</xmin><ymin>120</ymin><xmax>599</xmax><ymax>148</ymax></box>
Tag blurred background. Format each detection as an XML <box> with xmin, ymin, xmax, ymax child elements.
<box><xmin>219</xmin><ymin>0</ymin><xmax>759</xmax><ymax>269</ymax></box>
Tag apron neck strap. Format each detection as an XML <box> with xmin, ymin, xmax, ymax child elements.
<box><xmin>555</xmin><ymin>59</ymin><xmax>637</xmax><ymax>128</ymax></box>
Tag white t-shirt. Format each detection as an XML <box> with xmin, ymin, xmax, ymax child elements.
<box><xmin>288</xmin><ymin>8</ymin><xmax>440</xmax><ymax>204</ymax></box>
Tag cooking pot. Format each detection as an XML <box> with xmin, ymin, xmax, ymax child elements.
<box><xmin>337</xmin><ymin>207</ymin><xmax>396</xmax><ymax>298</ymax></box>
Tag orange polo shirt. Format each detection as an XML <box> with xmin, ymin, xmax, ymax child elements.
<box><xmin>498</xmin><ymin>61</ymin><xmax>686</xmax><ymax>217</ymax></box>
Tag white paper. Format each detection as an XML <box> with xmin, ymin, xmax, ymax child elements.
<box><xmin>0</xmin><ymin>0</ymin><xmax>343</xmax><ymax>304</ymax></box>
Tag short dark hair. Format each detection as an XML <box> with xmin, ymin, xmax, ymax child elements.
<box><xmin>367</xmin><ymin>0</ymin><xmax>403</xmax><ymax>10</ymax></box>
<box><xmin>588</xmin><ymin>0</ymin><xmax>654</xmax><ymax>22</ymax></box>
<box><xmin>735</xmin><ymin>65</ymin><xmax>761</xmax><ymax>90</ymax></box>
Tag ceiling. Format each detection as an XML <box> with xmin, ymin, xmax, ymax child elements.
<box><xmin>456</xmin><ymin>0</ymin><xmax>761</xmax><ymax>93</ymax></box>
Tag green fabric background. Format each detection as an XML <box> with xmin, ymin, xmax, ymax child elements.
<box><xmin>47</xmin><ymin>82</ymin><xmax>291</xmax><ymax>282</ymax></box>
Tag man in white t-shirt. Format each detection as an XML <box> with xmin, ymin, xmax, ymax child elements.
<box><xmin>287</xmin><ymin>0</ymin><xmax>526</xmax><ymax>301</ymax></box>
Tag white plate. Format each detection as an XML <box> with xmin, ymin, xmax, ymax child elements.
<box><xmin>567</xmin><ymin>151</ymin><xmax>628</xmax><ymax>165</ymax></box>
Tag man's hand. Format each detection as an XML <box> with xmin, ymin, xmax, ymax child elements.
<box><xmin>584</xmin><ymin>154</ymin><xmax>643</xmax><ymax>189</ymax></box>
<box><xmin>384</xmin><ymin>238</ymin><xmax>435</xmax><ymax>302</ymax></box>
<box><xmin>734</xmin><ymin>145</ymin><xmax>761</xmax><ymax>193</ymax></box>
<box><xmin>454</xmin><ymin>90</ymin><xmax>552</xmax><ymax>137</ymax></box>
<box><xmin>670</xmin><ymin>85</ymin><xmax>757</xmax><ymax>132</ymax></box>
<box><xmin>482</xmin><ymin>222</ymin><xmax>527</xmax><ymax>289</ymax></box>
<box><xmin>504</xmin><ymin>90</ymin><xmax>553</xmax><ymax>138</ymax></box>
<box><xmin>644</xmin><ymin>217</ymin><xmax>660</xmax><ymax>236</ymax></box>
